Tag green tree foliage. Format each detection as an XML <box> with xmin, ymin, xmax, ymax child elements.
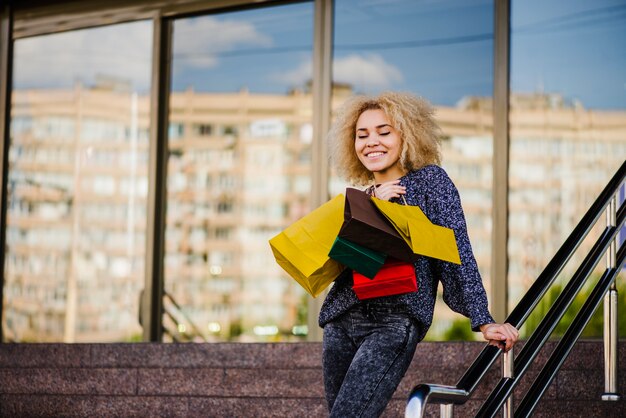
<box><xmin>432</xmin><ymin>272</ymin><xmax>625</xmax><ymax>342</ymax></box>
<box><xmin>442</xmin><ymin>317</ymin><xmax>476</xmax><ymax>341</ymax></box>
<box><xmin>521</xmin><ymin>273</ymin><xmax>626</xmax><ymax>339</ymax></box>
<box><xmin>229</xmin><ymin>320</ymin><xmax>243</xmax><ymax>340</ymax></box>
<box><xmin>296</xmin><ymin>293</ymin><xmax>308</xmax><ymax>325</ymax></box>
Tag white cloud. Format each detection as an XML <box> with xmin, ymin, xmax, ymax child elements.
<box><xmin>13</xmin><ymin>21</ymin><xmax>153</xmax><ymax>91</ymax></box>
<box><xmin>12</xmin><ymin>17</ymin><xmax>273</xmax><ymax>91</ymax></box>
<box><xmin>277</xmin><ymin>59</ymin><xmax>312</xmax><ymax>86</ymax></box>
<box><xmin>334</xmin><ymin>54</ymin><xmax>404</xmax><ymax>89</ymax></box>
<box><xmin>173</xmin><ymin>17</ymin><xmax>273</xmax><ymax>69</ymax></box>
<box><xmin>276</xmin><ymin>53</ymin><xmax>404</xmax><ymax>91</ymax></box>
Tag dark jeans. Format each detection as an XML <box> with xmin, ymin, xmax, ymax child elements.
<box><xmin>322</xmin><ymin>303</ymin><xmax>420</xmax><ymax>418</ymax></box>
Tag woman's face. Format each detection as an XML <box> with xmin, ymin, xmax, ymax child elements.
<box><xmin>354</xmin><ymin>109</ymin><xmax>404</xmax><ymax>182</ymax></box>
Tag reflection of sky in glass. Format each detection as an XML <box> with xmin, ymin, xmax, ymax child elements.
<box><xmin>171</xmin><ymin>0</ymin><xmax>495</xmax><ymax>105</ymax></box>
<box><xmin>333</xmin><ymin>0</ymin><xmax>493</xmax><ymax>105</ymax></box>
<box><xmin>13</xmin><ymin>21</ymin><xmax>153</xmax><ymax>92</ymax></box>
<box><xmin>171</xmin><ymin>2</ymin><xmax>314</xmax><ymax>94</ymax></box>
<box><xmin>11</xmin><ymin>1</ymin><xmax>625</xmax><ymax>109</ymax></box>
<box><xmin>512</xmin><ymin>0</ymin><xmax>626</xmax><ymax>109</ymax></box>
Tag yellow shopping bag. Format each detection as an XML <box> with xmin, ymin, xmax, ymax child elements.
<box><xmin>371</xmin><ymin>197</ymin><xmax>461</xmax><ymax>265</ymax></box>
<box><xmin>269</xmin><ymin>194</ymin><xmax>346</xmax><ymax>297</ymax></box>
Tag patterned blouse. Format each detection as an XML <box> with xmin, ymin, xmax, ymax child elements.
<box><xmin>318</xmin><ymin>164</ymin><xmax>495</xmax><ymax>342</ymax></box>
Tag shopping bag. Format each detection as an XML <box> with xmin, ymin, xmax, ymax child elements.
<box><xmin>371</xmin><ymin>197</ymin><xmax>461</xmax><ymax>264</ymax></box>
<box><xmin>338</xmin><ymin>188</ymin><xmax>416</xmax><ymax>263</ymax></box>
<box><xmin>328</xmin><ymin>236</ymin><xmax>387</xmax><ymax>279</ymax></box>
<box><xmin>269</xmin><ymin>194</ymin><xmax>345</xmax><ymax>297</ymax></box>
<box><xmin>352</xmin><ymin>258</ymin><xmax>417</xmax><ymax>300</ymax></box>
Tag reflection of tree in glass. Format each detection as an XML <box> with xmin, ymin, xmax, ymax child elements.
<box><xmin>229</xmin><ymin>320</ymin><xmax>243</xmax><ymax>340</ymax></box>
<box><xmin>522</xmin><ymin>276</ymin><xmax>626</xmax><ymax>339</ymax></box>
<box><xmin>442</xmin><ymin>318</ymin><xmax>476</xmax><ymax>342</ymax></box>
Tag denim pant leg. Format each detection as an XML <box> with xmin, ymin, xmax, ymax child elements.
<box><xmin>323</xmin><ymin>309</ymin><xmax>420</xmax><ymax>418</ymax></box>
<box><xmin>322</xmin><ymin>317</ymin><xmax>359</xmax><ymax>411</ymax></box>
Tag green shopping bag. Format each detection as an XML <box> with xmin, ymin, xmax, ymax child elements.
<box><xmin>328</xmin><ymin>236</ymin><xmax>387</xmax><ymax>279</ymax></box>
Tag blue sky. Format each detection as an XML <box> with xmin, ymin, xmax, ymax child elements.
<box><xmin>511</xmin><ymin>0</ymin><xmax>626</xmax><ymax>109</ymax></box>
<box><xmin>171</xmin><ymin>0</ymin><xmax>495</xmax><ymax>105</ymax></box>
<box><xmin>173</xmin><ymin>0</ymin><xmax>626</xmax><ymax>109</ymax></box>
<box><xmin>12</xmin><ymin>0</ymin><xmax>626</xmax><ymax>110</ymax></box>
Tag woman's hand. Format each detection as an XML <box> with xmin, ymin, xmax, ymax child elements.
<box><xmin>372</xmin><ymin>180</ymin><xmax>406</xmax><ymax>201</ymax></box>
<box><xmin>479</xmin><ymin>323</ymin><xmax>519</xmax><ymax>352</ymax></box>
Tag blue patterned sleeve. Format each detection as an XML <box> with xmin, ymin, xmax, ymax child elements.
<box><xmin>423</xmin><ymin>166</ymin><xmax>495</xmax><ymax>331</ymax></box>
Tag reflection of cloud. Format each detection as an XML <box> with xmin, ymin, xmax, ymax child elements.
<box><xmin>13</xmin><ymin>17</ymin><xmax>273</xmax><ymax>91</ymax></box>
<box><xmin>334</xmin><ymin>54</ymin><xmax>404</xmax><ymax>88</ymax></box>
<box><xmin>277</xmin><ymin>58</ymin><xmax>312</xmax><ymax>86</ymax></box>
<box><xmin>276</xmin><ymin>53</ymin><xmax>404</xmax><ymax>91</ymax></box>
<box><xmin>173</xmin><ymin>17</ymin><xmax>273</xmax><ymax>69</ymax></box>
<box><xmin>13</xmin><ymin>21</ymin><xmax>153</xmax><ymax>91</ymax></box>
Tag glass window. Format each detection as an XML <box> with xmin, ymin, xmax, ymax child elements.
<box><xmin>165</xmin><ymin>2</ymin><xmax>314</xmax><ymax>342</ymax></box>
<box><xmin>4</xmin><ymin>21</ymin><xmax>153</xmax><ymax>342</ymax></box>
<box><xmin>509</xmin><ymin>0</ymin><xmax>626</xmax><ymax>332</ymax></box>
<box><xmin>332</xmin><ymin>0</ymin><xmax>494</xmax><ymax>339</ymax></box>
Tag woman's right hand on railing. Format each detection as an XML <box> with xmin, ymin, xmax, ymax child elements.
<box><xmin>479</xmin><ymin>323</ymin><xmax>519</xmax><ymax>352</ymax></box>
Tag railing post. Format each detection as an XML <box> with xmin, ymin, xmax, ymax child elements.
<box><xmin>602</xmin><ymin>195</ymin><xmax>621</xmax><ymax>401</ymax></box>
<box><xmin>502</xmin><ymin>350</ymin><xmax>514</xmax><ymax>417</ymax></box>
<box><xmin>440</xmin><ymin>404</ymin><xmax>453</xmax><ymax>418</ymax></box>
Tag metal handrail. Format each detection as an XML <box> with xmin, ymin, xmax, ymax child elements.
<box><xmin>476</xmin><ymin>219</ymin><xmax>625</xmax><ymax>416</ymax></box>
<box><xmin>162</xmin><ymin>291</ymin><xmax>208</xmax><ymax>342</ymax></box>
<box><xmin>515</xmin><ymin>243</ymin><xmax>626</xmax><ymax>417</ymax></box>
<box><xmin>406</xmin><ymin>160</ymin><xmax>626</xmax><ymax>417</ymax></box>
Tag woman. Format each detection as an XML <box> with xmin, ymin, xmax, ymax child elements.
<box><xmin>319</xmin><ymin>92</ymin><xmax>518</xmax><ymax>417</ymax></box>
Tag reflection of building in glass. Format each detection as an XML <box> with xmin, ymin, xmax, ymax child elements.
<box><xmin>4</xmin><ymin>86</ymin><xmax>625</xmax><ymax>342</ymax></box>
<box><xmin>508</xmin><ymin>94</ymin><xmax>626</xmax><ymax>306</ymax></box>
<box><xmin>6</xmin><ymin>84</ymin><xmax>150</xmax><ymax>342</ymax></box>
<box><xmin>165</xmin><ymin>88</ymin><xmax>314</xmax><ymax>341</ymax></box>
<box><xmin>443</xmin><ymin>93</ymin><xmax>626</xmax><ymax>319</ymax></box>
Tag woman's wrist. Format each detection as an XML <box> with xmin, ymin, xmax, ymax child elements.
<box><xmin>479</xmin><ymin>323</ymin><xmax>494</xmax><ymax>333</ymax></box>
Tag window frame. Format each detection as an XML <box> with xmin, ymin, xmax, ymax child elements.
<box><xmin>0</xmin><ymin>0</ymin><xmax>510</xmax><ymax>342</ymax></box>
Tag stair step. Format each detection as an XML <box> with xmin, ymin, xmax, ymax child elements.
<box><xmin>0</xmin><ymin>341</ymin><xmax>623</xmax><ymax>417</ymax></box>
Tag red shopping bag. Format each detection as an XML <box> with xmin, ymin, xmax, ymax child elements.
<box><xmin>352</xmin><ymin>258</ymin><xmax>417</xmax><ymax>300</ymax></box>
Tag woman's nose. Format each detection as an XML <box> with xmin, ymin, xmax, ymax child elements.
<box><xmin>366</xmin><ymin>135</ymin><xmax>380</xmax><ymax>146</ymax></box>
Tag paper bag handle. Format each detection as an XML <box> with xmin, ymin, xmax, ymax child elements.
<box><xmin>371</xmin><ymin>183</ymin><xmax>409</xmax><ymax>206</ymax></box>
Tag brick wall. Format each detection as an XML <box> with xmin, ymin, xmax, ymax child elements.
<box><xmin>0</xmin><ymin>341</ymin><xmax>624</xmax><ymax>417</ymax></box>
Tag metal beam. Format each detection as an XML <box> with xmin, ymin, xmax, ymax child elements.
<box><xmin>307</xmin><ymin>0</ymin><xmax>333</xmax><ymax>342</ymax></box>
<box><xmin>12</xmin><ymin>0</ymin><xmax>295</xmax><ymax>39</ymax></box>
<box><xmin>0</xmin><ymin>4</ymin><xmax>13</xmax><ymax>342</ymax></box>
<box><xmin>491</xmin><ymin>0</ymin><xmax>510</xmax><ymax>323</ymax></box>
<box><xmin>142</xmin><ymin>14</ymin><xmax>172</xmax><ymax>342</ymax></box>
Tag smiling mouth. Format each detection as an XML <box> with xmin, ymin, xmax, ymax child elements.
<box><xmin>366</xmin><ymin>151</ymin><xmax>386</xmax><ymax>158</ymax></box>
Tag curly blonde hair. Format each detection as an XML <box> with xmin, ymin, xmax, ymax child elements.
<box><xmin>328</xmin><ymin>91</ymin><xmax>442</xmax><ymax>186</ymax></box>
